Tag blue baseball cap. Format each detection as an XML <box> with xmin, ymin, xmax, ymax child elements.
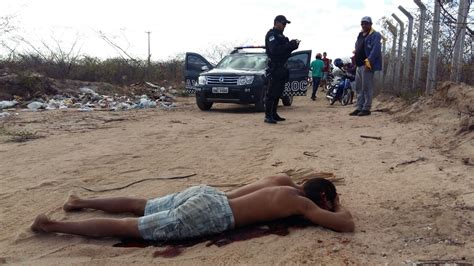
<box><xmin>361</xmin><ymin>16</ymin><xmax>372</xmax><ymax>24</ymax></box>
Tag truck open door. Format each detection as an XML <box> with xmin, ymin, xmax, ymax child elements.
<box><xmin>283</xmin><ymin>50</ymin><xmax>312</xmax><ymax>99</ymax></box>
<box><xmin>184</xmin><ymin>52</ymin><xmax>214</xmax><ymax>94</ymax></box>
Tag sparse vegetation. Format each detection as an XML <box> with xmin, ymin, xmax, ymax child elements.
<box><xmin>0</xmin><ymin>126</ymin><xmax>43</xmax><ymax>143</ymax></box>
<box><xmin>0</xmin><ymin>55</ymin><xmax>185</xmax><ymax>87</ymax></box>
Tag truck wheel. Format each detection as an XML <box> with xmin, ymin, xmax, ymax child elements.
<box><xmin>196</xmin><ymin>97</ymin><xmax>213</xmax><ymax>111</ymax></box>
<box><xmin>282</xmin><ymin>95</ymin><xmax>293</xmax><ymax>106</ymax></box>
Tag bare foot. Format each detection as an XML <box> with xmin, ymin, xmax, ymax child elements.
<box><xmin>63</xmin><ymin>192</ymin><xmax>82</xmax><ymax>212</ymax></box>
<box><xmin>30</xmin><ymin>214</ymin><xmax>51</xmax><ymax>233</ymax></box>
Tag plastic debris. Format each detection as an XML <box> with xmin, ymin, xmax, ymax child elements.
<box><xmin>45</xmin><ymin>99</ymin><xmax>68</xmax><ymax>110</ymax></box>
<box><xmin>0</xmin><ymin>112</ymin><xmax>19</xmax><ymax>118</ymax></box>
<box><xmin>78</xmin><ymin>107</ymin><xmax>94</xmax><ymax>112</ymax></box>
<box><xmin>113</xmin><ymin>102</ymin><xmax>132</xmax><ymax>111</ymax></box>
<box><xmin>160</xmin><ymin>102</ymin><xmax>176</xmax><ymax>110</ymax></box>
<box><xmin>79</xmin><ymin>87</ymin><xmax>99</xmax><ymax>96</ymax></box>
<box><xmin>135</xmin><ymin>96</ymin><xmax>157</xmax><ymax>109</ymax></box>
<box><xmin>145</xmin><ymin>82</ymin><xmax>160</xmax><ymax>88</ymax></box>
<box><xmin>27</xmin><ymin>101</ymin><xmax>45</xmax><ymax>110</ymax></box>
<box><xmin>0</xmin><ymin>112</ymin><xmax>11</xmax><ymax>118</ymax></box>
<box><xmin>0</xmin><ymin>100</ymin><xmax>18</xmax><ymax>109</ymax></box>
<box><xmin>1</xmin><ymin>81</ymin><xmax>180</xmax><ymax>113</ymax></box>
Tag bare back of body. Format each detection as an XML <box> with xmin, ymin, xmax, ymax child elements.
<box><xmin>228</xmin><ymin>186</ymin><xmax>304</xmax><ymax>227</ymax></box>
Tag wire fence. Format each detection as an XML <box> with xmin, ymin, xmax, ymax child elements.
<box><xmin>379</xmin><ymin>0</ymin><xmax>473</xmax><ymax>96</ymax></box>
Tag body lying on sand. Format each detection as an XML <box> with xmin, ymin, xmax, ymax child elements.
<box><xmin>31</xmin><ymin>174</ymin><xmax>354</xmax><ymax>241</ymax></box>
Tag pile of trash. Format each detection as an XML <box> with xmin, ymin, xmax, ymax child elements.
<box><xmin>0</xmin><ymin>82</ymin><xmax>179</xmax><ymax>117</ymax></box>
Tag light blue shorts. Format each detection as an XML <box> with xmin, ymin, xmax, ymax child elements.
<box><xmin>138</xmin><ymin>185</ymin><xmax>235</xmax><ymax>241</ymax></box>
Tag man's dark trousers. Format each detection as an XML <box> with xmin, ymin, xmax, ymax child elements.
<box><xmin>265</xmin><ymin>66</ymin><xmax>288</xmax><ymax>123</ymax></box>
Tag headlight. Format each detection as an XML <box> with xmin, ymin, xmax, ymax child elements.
<box><xmin>237</xmin><ymin>76</ymin><xmax>254</xmax><ymax>85</ymax></box>
<box><xmin>198</xmin><ymin>76</ymin><xmax>207</xmax><ymax>85</ymax></box>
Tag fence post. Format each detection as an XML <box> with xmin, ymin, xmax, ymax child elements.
<box><xmin>399</xmin><ymin>6</ymin><xmax>414</xmax><ymax>91</ymax></box>
<box><xmin>471</xmin><ymin>40</ymin><xmax>474</xmax><ymax>63</ymax></box>
<box><xmin>450</xmin><ymin>0</ymin><xmax>470</xmax><ymax>82</ymax></box>
<box><xmin>386</xmin><ymin>21</ymin><xmax>398</xmax><ymax>91</ymax></box>
<box><xmin>381</xmin><ymin>37</ymin><xmax>387</xmax><ymax>88</ymax></box>
<box><xmin>426</xmin><ymin>0</ymin><xmax>441</xmax><ymax>95</ymax></box>
<box><xmin>392</xmin><ymin>14</ymin><xmax>405</xmax><ymax>94</ymax></box>
<box><xmin>413</xmin><ymin>0</ymin><xmax>427</xmax><ymax>91</ymax></box>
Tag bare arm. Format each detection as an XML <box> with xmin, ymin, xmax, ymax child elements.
<box><xmin>296</xmin><ymin>195</ymin><xmax>355</xmax><ymax>232</ymax></box>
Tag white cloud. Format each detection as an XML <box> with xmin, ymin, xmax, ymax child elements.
<box><xmin>1</xmin><ymin>0</ymin><xmax>421</xmax><ymax>61</ymax></box>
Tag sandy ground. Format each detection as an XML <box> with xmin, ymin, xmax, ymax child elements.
<box><xmin>0</xmin><ymin>85</ymin><xmax>473</xmax><ymax>265</ymax></box>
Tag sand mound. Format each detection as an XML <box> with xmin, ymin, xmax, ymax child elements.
<box><xmin>431</xmin><ymin>82</ymin><xmax>474</xmax><ymax>114</ymax></box>
<box><xmin>377</xmin><ymin>82</ymin><xmax>473</xmax><ymax>162</ymax></box>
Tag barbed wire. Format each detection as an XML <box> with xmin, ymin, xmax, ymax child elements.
<box><xmin>437</xmin><ymin>0</ymin><xmax>473</xmax><ymax>35</ymax></box>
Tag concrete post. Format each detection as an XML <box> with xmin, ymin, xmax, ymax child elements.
<box><xmin>381</xmin><ymin>36</ymin><xmax>387</xmax><ymax>88</ymax></box>
<box><xmin>392</xmin><ymin>13</ymin><xmax>405</xmax><ymax>93</ymax></box>
<box><xmin>399</xmin><ymin>6</ymin><xmax>414</xmax><ymax>90</ymax></box>
<box><xmin>426</xmin><ymin>0</ymin><xmax>441</xmax><ymax>95</ymax></box>
<box><xmin>450</xmin><ymin>0</ymin><xmax>470</xmax><ymax>82</ymax></box>
<box><xmin>413</xmin><ymin>0</ymin><xmax>427</xmax><ymax>90</ymax></box>
<box><xmin>386</xmin><ymin>21</ymin><xmax>398</xmax><ymax>91</ymax></box>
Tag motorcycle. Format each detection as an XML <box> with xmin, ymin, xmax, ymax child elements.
<box><xmin>326</xmin><ymin>69</ymin><xmax>354</xmax><ymax>106</ymax></box>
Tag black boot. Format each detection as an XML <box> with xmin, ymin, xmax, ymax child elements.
<box><xmin>264</xmin><ymin>98</ymin><xmax>277</xmax><ymax>124</ymax></box>
<box><xmin>273</xmin><ymin>99</ymin><xmax>285</xmax><ymax>121</ymax></box>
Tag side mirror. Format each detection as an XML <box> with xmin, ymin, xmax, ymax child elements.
<box><xmin>201</xmin><ymin>66</ymin><xmax>209</xmax><ymax>71</ymax></box>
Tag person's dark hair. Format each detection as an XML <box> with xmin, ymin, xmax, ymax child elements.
<box><xmin>303</xmin><ymin>178</ymin><xmax>337</xmax><ymax>210</ymax></box>
<box><xmin>316</xmin><ymin>53</ymin><xmax>322</xmax><ymax>59</ymax></box>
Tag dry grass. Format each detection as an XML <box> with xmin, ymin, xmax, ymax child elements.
<box><xmin>0</xmin><ymin>126</ymin><xmax>44</xmax><ymax>143</ymax></box>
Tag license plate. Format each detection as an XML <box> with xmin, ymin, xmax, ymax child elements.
<box><xmin>212</xmin><ymin>87</ymin><xmax>228</xmax><ymax>93</ymax></box>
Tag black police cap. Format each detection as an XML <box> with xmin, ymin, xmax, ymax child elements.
<box><xmin>274</xmin><ymin>15</ymin><xmax>291</xmax><ymax>24</ymax></box>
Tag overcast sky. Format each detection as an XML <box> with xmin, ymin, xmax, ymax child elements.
<box><xmin>2</xmin><ymin>0</ymin><xmax>421</xmax><ymax>62</ymax></box>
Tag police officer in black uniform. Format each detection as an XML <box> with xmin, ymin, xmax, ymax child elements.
<box><xmin>264</xmin><ymin>15</ymin><xmax>299</xmax><ymax>124</ymax></box>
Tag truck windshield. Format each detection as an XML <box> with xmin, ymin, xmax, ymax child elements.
<box><xmin>216</xmin><ymin>54</ymin><xmax>267</xmax><ymax>71</ymax></box>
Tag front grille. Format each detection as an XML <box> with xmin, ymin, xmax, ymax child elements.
<box><xmin>206</xmin><ymin>76</ymin><xmax>238</xmax><ymax>85</ymax></box>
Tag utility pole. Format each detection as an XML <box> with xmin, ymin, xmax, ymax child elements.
<box><xmin>146</xmin><ymin>31</ymin><xmax>151</xmax><ymax>79</ymax></box>
<box><xmin>146</xmin><ymin>31</ymin><xmax>151</xmax><ymax>67</ymax></box>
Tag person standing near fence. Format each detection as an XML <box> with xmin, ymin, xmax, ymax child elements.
<box><xmin>310</xmin><ymin>53</ymin><xmax>324</xmax><ymax>100</ymax></box>
<box><xmin>349</xmin><ymin>16</ymin><xmax>382</xmax><ymax>117</ymax></box>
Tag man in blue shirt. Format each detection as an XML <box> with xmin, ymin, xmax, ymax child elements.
<box><xmin>350</xmin><ymin>16</ymin><xmax>382</xmax><ymax>116</ymax></box>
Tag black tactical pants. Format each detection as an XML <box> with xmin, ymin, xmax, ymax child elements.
<box><xmin>265</xmin><ymin>67</ymin><xmax>289</xmax><ymax>119</ymax></box>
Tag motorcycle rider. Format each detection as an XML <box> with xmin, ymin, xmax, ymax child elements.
<box><xmin>264</xmin><ymin>15</ymin><xmax>299</xmax><ymax>124</ymax></box>
<box><xmin>327</xmin><ymin>58</ymin><xmax>355</xmax><ymax>104</ymax></box>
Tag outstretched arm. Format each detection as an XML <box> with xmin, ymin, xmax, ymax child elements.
<box><xmin>297</xmin><ymin>195</ymin><xmax>355</xmax><ymax>232</ymax></box>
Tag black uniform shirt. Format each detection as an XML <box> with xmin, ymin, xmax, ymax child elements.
<box><xmin>265</xmin><ymin>28</ymin><xmax>293</xmax><ymax>67</ymax></box>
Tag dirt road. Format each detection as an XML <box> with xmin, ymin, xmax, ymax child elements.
<box><xmin>0</xmin><ymin>90</ymin><xmax>472</xmax><ymax>264</ymax></box>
